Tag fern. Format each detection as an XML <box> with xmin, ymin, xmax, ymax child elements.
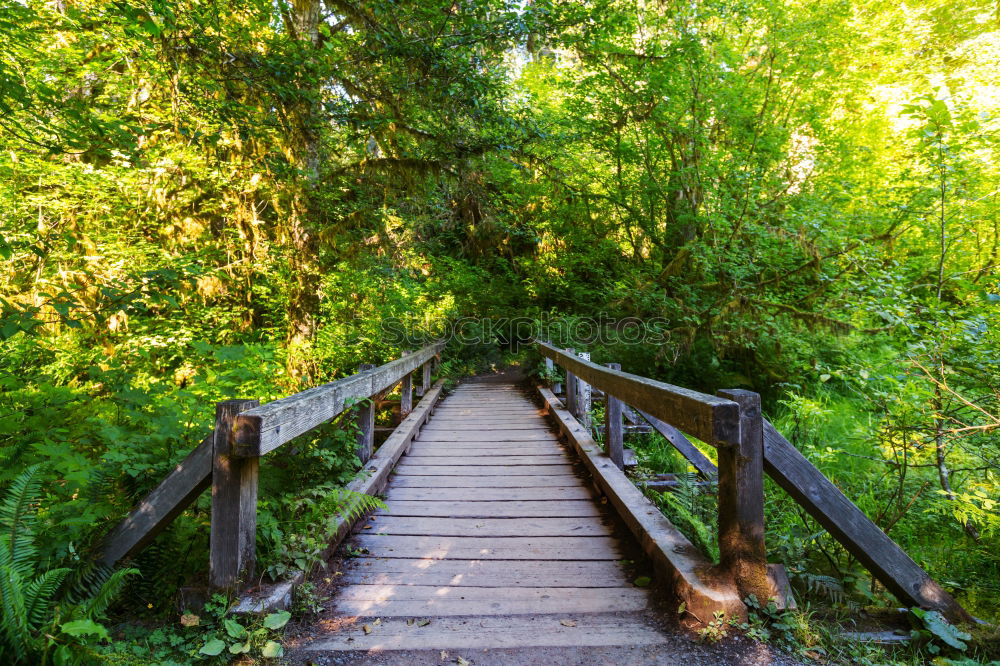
<box><xmin>80</xmin><ymin>567</ymin><xmax>137</xmax><ymax>618</ymax></box>
<box><xmin>24</xmin><ymin>567</ymin><xmax>71</xmax><ymax>630</ymax></box>
<box><xmin>333</xmin><ymin>489</ymin><xmax>386</xmax><ymax>526</ymax></box>
<box><xmin>0</xmin><ymin>564</ymin><xmax>36</xmax><ymax>656</ymax></box>
<box><xmin>0</xmin><ymin>466</ymin><xmax>136</xmax><ymax>663</ymax></box>
<box><xmin>0</xmin><ymin>464</ymin><xmax>41</xmax><ymax>579</ymax></box>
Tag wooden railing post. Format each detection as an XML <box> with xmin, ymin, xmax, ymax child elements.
<box><xmin>604</xmin><ymin>363</ymin><xmax>624</xmax><ymax>470</ymax></box>
<box><xmin>400</xmin><ymin>351</ymin><xmax>413</xmax><ymax>419</ymax></box>
<box><xmin>564</xmin><ymin>347</ymin><xmax>577</xmax><ymax>414</ymax></box>
<box><xmin>716</xmin><ymin>389</ymin><xmax>769</xmax><ymax>602</ymax></box>
<box><xmin>577</xmin><ymin>351</ymin><xmax>592</xmax><ymax>428</ymax></box>
<box><xmin>210</xmin><ymin>398</ymin><xmax>260</xmax><ymax>590</ymax></box>
<box><xmin>356</xmin><ymin>364</ymin><xmax>376</xmax><ymax>464</ymax></box>
<box><xmin>418</xmin><ymin>361</ymin><xmax>431</xmax><ymax>398</ymax></box>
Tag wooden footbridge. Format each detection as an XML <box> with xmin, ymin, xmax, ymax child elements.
<box><xmin>99</xmin><ymin>340</ymin><xmax>971</xmax><ymax>657</ymax></box>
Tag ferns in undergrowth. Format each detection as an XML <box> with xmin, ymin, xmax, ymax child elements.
<box><xmin>0</xmin><ymin>465</ymin><xmax>137</xmax><ymax>664</ymax></box>
<box><xmin>648</xmin><ymin>473</ymin><xmax>721</xmax><ymax>562</ymax></box>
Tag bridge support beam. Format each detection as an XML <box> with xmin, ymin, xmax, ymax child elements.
<box><xmin>604</xmin><ymin>363</ymin><xmax>624</xmax><ymax>470</ymax></box>
<box><xmin>564</xmin><ymin>348</ymin><xmax>577</xmax><ymax>415</ymax></box>
<box><xmin>418</xmin><ymin>361</ymin><xmax>431</xmax><ymax>398</ymax></box>
<box><xmin>716</xmin><ymin>389</ymin><xmax>769</xmax><ymax>603</ymax></box>
<box><xmin>576</xmin><ymin>352</ymin><xmax>592</xmax><ymax>429</ymax></box>
<box><xmin>400</xmin><ymin>351</ymin><xmax>413</xmax><ymax>419</ymax></box>
<box><xmin>210</xmin><ymin>399</ymin><xmax>260</xmax><ymax>590</ymax></box>
<box><xmin>356</xmin><ymin>364</ymin><xmax>376</xmax><ymax>464</ymax></box>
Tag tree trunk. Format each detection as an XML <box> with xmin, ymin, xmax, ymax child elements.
<box><xmin>284</xmin><ymin>0</ymin><xmax>323</xmax><ymax>384</ymax></box>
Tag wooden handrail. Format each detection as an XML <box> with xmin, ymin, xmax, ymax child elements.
<box><xmin>762</xmin><ymin>419</ymin><xmax>971</xmax><ymax>623</ymax></box>
<box><xmin>100</xmin><ymin>342</ymin><xmax>444</xmax><ymax>590</ymax></box>
<box><xmin>536</xmin><ymin>341</ymin><xmax>971</xmax><ymax>623</ymax></box>
<box><xmin>536</xmin><ymin>341</ymin><xmax>739</xmax><ymax>446</ymax></box>
<box><xmin>234</xmin><ymin>342</ymin><xmax>444</xmax><ymax>457</ymax></box>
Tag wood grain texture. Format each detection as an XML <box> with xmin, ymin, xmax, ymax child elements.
<box><xmin>355</xmin><ymin>363</ymin><xmax>376</xmax><ymax>464</ymax></box>
<box><xmin>537</xmin><ymin>341</ymin><xmax>739</xmax><ymax>446</ymax></box>
<box><xmin>305</xmin><ymin>613</ymin><xmax>667</xmax><ymax>651</ymax></box>
<box><xmin>763</xmin><ymin>419</ymin><xmax>971</xmax><ymax>623</ymax></box>
<box><xmin>374</xmin><ymin>499</ymin><xmax>603</xmax><ymax>518</ymax></box>
<box><xmin>362</xmin><ymin>516</ymin><xmax>611</xmax><ymax>537</ymax></box>
<box><xmin>411</xmin><ymin>432</ymin><xmax>554</xmax><ymax>442</ymax></box>
<box><xmin>397</xmin><ymin>454</ymin><xmax>570</xmax><ymax>466</ymax></box>
<box><xmin>538</xmin><ymin>386</ymin><xmax>746</xmax><ymax>622</ymax></box>
<box><xmin>210</xmin><ymin>399</ymin><xmax>260</xmax><ymax>589</ymax></box>
<box><xmin>605</xmin><ymin>362</ymin><xmax>624</xmax><ymax>470</ymax></box>
<box><xmin>384</xmin><ymin>486</ymin><xmax>593</xmax><ymax>502</ymax></box>
<box><xmin>331</xmin><ymin>585</ymin><xmax>647</xmax><ymax>616</ymax></box>
<box><xmin>390</xmin><ymin>474</ymin><xmax>587</xmax><ymax>488</ymax></box>
<box><xmin>716</xmin><ymin>389</ymin><xmax>769</xmax><ymax>604</ymax></box>
<box><xmin>338</xmin><ymin>558</ymin><xmax>629</xmax><ymax>587</ymax></box>
<box><xmin>234</xmin><ymin>342</ymin><xmax>442</xmax><ymax>456</ymax></box>
<box><xmin>393</xmin><ymin>464</ymin><xmax>578</xmax><ymax>476</ymax></box>
<box><xmin>305</xmin><ymin>379</ymin><xmax>670</xmax><ymax>653</ymax></box>
<box><xmin>351</xmin><ymin>534</ymin><xmax>623</xmax><ymax>560</ymax></box>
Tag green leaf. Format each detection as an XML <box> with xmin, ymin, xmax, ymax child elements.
<box><xmin>199</xmin><ymin>638</ymin><xmax>226</xmax><ymax>656</ymax></box>
<box><xmin>263</xmin><ymin>610</ymin><xmax>291</xmax><ymax>630</ymax></box>
<box><xmin>633</xmin><ymin>576</ymin><xmax>652</xmax><ymax>587</ymax></box>
<box><xmin>224</xmin><ymin>618</ymin><xmax>246</xmax><ymax>638</ymax></box>
<box><xmin>229</xmin><ymin>641</ymin><xmax>250</xmax><ymax>654</ymax></box>
<box><xmin>919</xmin><ymin>610</ymin><xmax>971</xmax><ymax>650</ymax></box>
<box><xmin>261</xmin><ymin>640</ymin><xmax>284</xmax><ymax>658</ymax></box>
<box><xmin>60</xmin><ymin>619</ymin><xmax>109</xmax><ymax>641</ymax></box>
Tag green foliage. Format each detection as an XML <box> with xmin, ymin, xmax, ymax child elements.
<box><xmin>910</xmin><ymin>608</ymin><xmax>973</xmax><ymax>655</ymax></box>
<box><xmin>97</xmin><ymin>594</ymin><xmax>289</xmax><ymax>663</ymax></box>
<box><xmin>1</xmin><ymin>0</ymin><xmax>999</xmax><ymax>655</ymax></box>
<box><xmin>0</xmin><ymin>466</ymin><xmax>136</xmax><ymax>664</ymax></box>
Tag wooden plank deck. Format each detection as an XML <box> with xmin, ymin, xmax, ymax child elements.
<box><xmin>304</xmin><ymin>381</ymin><xmax>670</xmax><ymax>654</ymax></box>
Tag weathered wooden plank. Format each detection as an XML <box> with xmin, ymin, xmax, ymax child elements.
<box><xmin>762</xmin><ymin>419</ymin><xmax>971</xmax><ymax>623</ymax></box>
<box><xmin>397</xmin><ymin>455</ymin><xmax>569</xmax><ymax>466</ymax></box>
<box><xmin>537</xmin><ymin>341</ymin><xmax>739</xmax><ymax>446</ymax></box>
<box><xmin>376</xmin><ymin>500</ymin><xmax>602</xmax><ymax>518</ymax></box>
<box><xmin>576</xmin><ymin>351</ymin><xmax>592</xmax><ymax>427</ymax></box>
<box><xmin>418</xmin><ymin>424</ymin><xmax>552</xmax><ymax>432</ymax></box>
<box><xmin>234</xmin><ymin>342</ymin><xmax>442</xmax><ymax>456</ymax></box>
<box><xmin>423</xmin><ymin>417</ymin><xmax>548</xmax><ymax>425</ymax></box>
<box><xmin>305</xmin><ymin>613</ymin><xmax>667</xmax><ymax>651</ymax></box>
<box><xmin>383</xmin><ymin>486</ymin><xmax>593</xmax><ymax>502</ymax></box>
<box><xmin>331</xmin><ymin>585</ymin><xmax>647</xmax><ymax>616</ymax></box>
<box><xmin>411</xmin><ymin>440</ymin><xmax>563</xmax><ymax>449</ymax></box>
<box><xmin>289</xmin><ymin>381</ymin><xmax>446</xmax><ymax>579</ymax></box>
<box><xmin>356</xmin><ymin>363</ymin><xmax>376</xmax><ymax>464</ymax></box>
<box><xmin>407</xmin><ymin>446</ymin><xmax>565</xmax><ymax>457</ymax></box>
<box><xmin>418</xmin><ymin>361</ymin><xmax>431</xmax><ymax>398</ymax></box>
<box><xmin>393</xmin><ymin>464</ymin><xmax>577</xmax><ymax>476</ymax></box>
<box><xmin>412</xmin><ymin>432</ymin><xmax>554</xmax><ymax>442</ymax></box>
<box><xmin>390</xmin><ymin>474</ymin><xmax>583</xmax><ymax>488</ymax></box>
<box><xmin>636</xmin><ymin>409</ymin><xmax>718</xmax><ymax>480</ymax></box>
<box><xmin>605</xmin><ymin>362</ymin><xmax>624</xmax><ymax>470</ymax></box>
<box><xmin>363</xmin><ymin>516</ymin><xmax>611</xmax><ymax>537</ymax></box>
<box><xmin>440</xmin><ymin>400</ymin><xmax>532</xmax><ymax>407</ymax></box>
<box><xmin>210</xmin><ymin>399</ymin><xmax>260</xmax><ymax>589</ymax></box>
<box><xmin>100</xmin><ymin>433</ymin><xmax>213</xmax><ymax>566</ymax></box>
<box><xmin>716</xmin><ymin>389</ymin><xmax>769</xmax><ymax>603</ymax></box>
<box><xmin>565</xmin><ymin>347</ymin><xmax>578</xmax><ymax>415</ymax></box>
<box><xmin>352</xmin><ymin>534</ymin><xmax>623</xmax><ymax>560</ymax></box>
<box><xmin>538</xmin><ymin>387</ymin><xmax>746</xmax><ymax>623</ymax></box>
<box><xmin>400</xmin><ymin>351</ymin><xmax>413</xmax><ymax>419</ymax></box>
<box><xmin>338</xmin><ymin>558</ymin><xmax>629</xmax><ymax>588</ymax></box>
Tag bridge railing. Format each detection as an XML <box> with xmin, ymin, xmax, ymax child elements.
<box><xmin>100</xmin><ymin>342</ymin><xmax>444</xmax><ymax>590</ymax></box>
<box><xmin>536</xmin><ymin>341</ymin><xmax>971</xmax><ymax>623</ymax></box>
